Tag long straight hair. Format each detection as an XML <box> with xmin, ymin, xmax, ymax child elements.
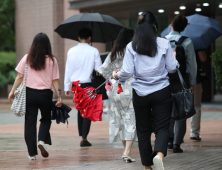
<box><xmin>111</xmin><ymin>28</ymin><xmax>134</xmax><ymax>62</ymax></box>
<box><xmin>27</xmin><ymin>33</ymin><xmax>54</xmax><ymax>71</ymax></box>
<box><xmin>132</xmin><ymin>11</ymin><xmax>158</xmax><ymax>57</ymax></box>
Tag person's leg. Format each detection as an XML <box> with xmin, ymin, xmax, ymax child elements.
<box><xmin>168</xmin><ymin>120</ymin><xmax>175</xmax><ymax>149</ymax></box>
<box><xmin>123</xmin><ymin>140</ymin><xmax>134</xmax><ymax>157</ymax></box>
<box><xmin>122</xmin><ymin>140</ymin><xmax>126</xmax><ymax>154</ymax></box>
<box><xmin>149</xmin><ymin>86</ymin><xmax>171</xmax><ymax>170</ymax></box>
<box><xmin>25</xmin><ymin>88</ymin><xmax>39</xmax><ymax>157</ymax></box>
<box><xmin>152</xmin><ymin>86</ymin><xmax>172</xmax><ymax>159</ymax></box>
<box><xmin>38</xmin><ymin>89</ymin><xmax>53</xmax><ymax>145</ymax></box>
<box><xmin>191</xmin><ymin>83</ymin><xmax>202</xmax><ymax>139</ymax></box>
<box><xmin>79</xmin><ymin>83</ymin><xmax>92</xmax><ymax>141</ymax></box>
<box><xmin>82</xmin><ymin>117</ymin><xmax>92</xmax><ymax>139</ymax></box>
<box><xmin>171</xmin><ymin>81</ymin><xmax>185</xmax><ymax>152</ymax></box>
<box><xmin>132</xmin><ymin>89</ymin><xmax>152</xmax><ymax>169</ymax></box>
<box><xmin>78</xmin><ymin>110</ymin><xmax>83</xmax><ymax>137</ymax></box>
<box><xmin>173</xmin><ymin>119</ymin><xmax>186</xmax><ymax>153</ymax></box>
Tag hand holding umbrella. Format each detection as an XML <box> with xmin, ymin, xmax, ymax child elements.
<box><xmin>56</xmin><ymin>88</ymin><xmax>62</xmax><ymax>107</ymax></box>
<box><xmin>111</xmin><ymin>70</ymin><xmax>123</xmax><ymax>94</ymax></box>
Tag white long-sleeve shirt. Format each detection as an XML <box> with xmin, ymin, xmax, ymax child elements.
<box><xmin>117</xmin><ymin>38</ymin><xmax>179</xmax><ymax>96</ymax></box>
<box><xmin>64</xmin><ymin>43</ymin><xmax>102</xmax><ymax>91</ymax></box>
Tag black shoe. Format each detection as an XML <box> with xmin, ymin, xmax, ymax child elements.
<box><xmin>80</xmin><ymin>140</ymin><xmax>92</xmax><ymax>147</ymax></box>
<box><xmin>168</xmin><ymin>141</ymin><xmax>173</xmax><ymax>149</ymax></box>
<box><xmin>173</xmin><ymin>144</ymin><xmax>183</xmax><ymax>153</ymax></box>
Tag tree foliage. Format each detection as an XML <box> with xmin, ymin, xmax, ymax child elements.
<box><xmin>211</xmin><ymin>49</ymin><xmax>222</xmax><ymax>86</ymax></box>
<box><xmin>0</xmin><ymin>0</ymin><xmax>15</xmax><ymax>51</ymax></box>
<box><xmin>0</xmin><ymin>52</ymin><xmax>16</xmax><ymax>89</ymax></box>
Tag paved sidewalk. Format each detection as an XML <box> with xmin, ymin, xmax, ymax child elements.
<box><xmin>38</xmin><ymin>149</ymin><xmax>222</xmax><ymax>170</ymax></box>
<box><xmin>0</xmin><ymin>100</ymin><xmax>222</xmax><ymax>169</ymax></box>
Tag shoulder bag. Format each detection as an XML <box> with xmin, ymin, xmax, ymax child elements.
<box><xmin>11</xmin><ymin>63</ymin><xmax>28</xmax><ymax>117</ymax></box>
<box><xmin>171</xmin><ymin>68</ymin><xmax>196</xmax><ymax>121</ymax></box>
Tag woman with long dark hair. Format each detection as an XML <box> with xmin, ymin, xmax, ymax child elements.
<box><xmin>8</xmin><ymin>33</ymin><xmax>62</xmax><ymax>160</ymax></box>
<box><xmin>97</xmin><ymin>28</ymin><xmax>137</xmax><ymax>162</ymax></box>
<box><xmin>112</xmin><ymin>12</ymin><xmax>179</xmax><ymax>170</ymax></box>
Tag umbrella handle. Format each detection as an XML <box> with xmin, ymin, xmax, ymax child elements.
<box><xmin>95</xmin><ymin>79</ymin><xmax>109</xmax><ymax>91</ymax></box>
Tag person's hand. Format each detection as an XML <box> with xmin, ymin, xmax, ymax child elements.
<box><xmin>111</xmin><ymin>71</ymin><xmax>115</xmax><ymax>79</ymax></box>
<box><xmin>65</xmin><ymin>91</ymin><xmax>70</xmax><ymax>97</ymax></box>
<box><xmin>190</xmin><ymin>85</ymin><xmax>195</xmax><ymax>92</ymax></box>
<box><xmin>8</xmin><ymin>91</ymin><xmax>14</xmax><ymax>102</ymax></box>
<box><xmin>55</xmin><ymin>96</ymin><xmax>62</xmax><ymax>107</ymax></box>
<box><xmin>96</xmin><ymin>72</ymin><xmax>102</xmax><ymax>76</ymax></box>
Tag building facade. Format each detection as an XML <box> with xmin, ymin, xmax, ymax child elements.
<box><xmin>16</xmin><ymin>0</ymin><xmax>222</xmax><ymax>101</ymax></box>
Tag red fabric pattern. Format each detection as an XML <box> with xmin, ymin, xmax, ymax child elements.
<box><xmin>115</xmin><ymin>70</ymin><xmax>123</xmax><ymax>94</ymax></box>
<box><xmin>71</xmin><ymin>81</ymin><xmax>103</xmax><ymax>122</ymax></box>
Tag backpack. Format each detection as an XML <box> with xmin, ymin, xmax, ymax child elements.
<box><xmin>166</xmin><ymin>36</ymin><xmax>190</xmax><ymax>87</ymax></box>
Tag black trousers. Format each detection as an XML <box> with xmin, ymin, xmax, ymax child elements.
<box><xmin>133</xmin><ymin>86</ymin><xmax>172</xmax><ymax>166</ymax></box>
<box><xmin>25</xmin><ymin>87</ymin><xmax>53</xmax><ymax>156</ymax></box>
<box><xmin>77</xmin><ymin>83</ymin><xmax>92</xmax><ymax>139</ymax></box>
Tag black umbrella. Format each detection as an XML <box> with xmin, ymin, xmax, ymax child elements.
<box><xmin>54</xmin><ymin>13</ymin><xmax>123</xmax><ymax>43</ymax></box>
<box><xmin>51</xmin><ymin>101</ymin><xmax>72</xmax><ymax>126</ymax></box>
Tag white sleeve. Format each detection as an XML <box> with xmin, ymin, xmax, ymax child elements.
<box><xmin>94</xmin><ymin>49</ymin><xmax>102</xmax><ymax>71</ymax></box>
<box><xmin>185</xmin><ymin>41</ymin><xmax>197</xmax><ymax>85</ymax></box>
<box><xmin>64</xmin><ymin>51</ymin><xmax>71</xmax><ymax>91</ymax></box>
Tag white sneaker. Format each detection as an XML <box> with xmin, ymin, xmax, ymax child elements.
<box><xmin>28</xmin><ymin>156</ymin><xmax>36</xmax><ymax>160</ymax></box>
<box><xmin>103</xmin><ymin>108</ymin><xmax>109</xmax><ymax>113</ymax></box>
<box><xmin>38</xmin><ymin>141</ymin><xmax>49</xmax><ymax>158</ymax></box>
<box><xmin>153</xmin><ymin>155</ymin><xmax>164</xmax><ymax>170</ymax></box>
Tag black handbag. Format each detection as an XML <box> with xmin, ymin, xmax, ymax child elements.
<box><xmin>171</xmin><ymin>68</ymin><xmax>196</xmax><ymax>121</ymax></box>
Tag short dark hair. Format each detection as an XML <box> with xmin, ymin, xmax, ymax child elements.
<box><xmin>78</xmin><ymin>28</ymin><xmax>92</xmax><ymax>39</ymax></box>
<box><xmin>173</xmin><ymin>15</ymin><xmax>188</xmax><ymax>32</ymax></box>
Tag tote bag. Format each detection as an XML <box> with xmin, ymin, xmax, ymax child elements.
<box><xmin>11</xmin><ymin>63</ymin><xmax>28</xmax><ymax>117</ymax></box>
<box><xmin>171</xmin><ymin>68</ymin><xmax>196</xmax><ymax>121</ymax></box>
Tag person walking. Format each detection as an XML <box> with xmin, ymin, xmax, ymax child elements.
<box><xmin>97</xmin><ymin>28</ymin><xmax>137</xmax><ymax>162</ymax></box>
<box><xmin>8</xmin><ymin>33</ymin><xmax>62</xmax><ymax>160</ymax></box>
<box><xmin>112</xmin><ymin>11</ymin><xmax>179</xmax><ymax>170</ymax></box>
<box><xmin>165</xmin><ymin>15</ymin><xmax>197</xmax><ymax>153</ymax></box>
<box><xmin>64</xmin><ymin>28</ymin><xmax>102</xmax><ymax>147</ymax></box>
<box><xmin>190</xmin><ymin>50</ymin><xmax>207</xmax><ymax>141</ymax></box>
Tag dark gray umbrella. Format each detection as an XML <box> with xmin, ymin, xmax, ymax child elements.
<box><xmin>161</xmin><ymin>14</ymin><xmax>222</xmax><ymax>50</ymax></box>
<box><xmin>54</xmin><ymin>13</ymin><xmax>123</xmax><ymax>43</ymax></box>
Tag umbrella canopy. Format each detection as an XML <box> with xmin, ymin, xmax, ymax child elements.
<box><xmin>54</xmin><ymin>13</ymin><xmax>123</xmax><ymax>43</ymax></box>
<box><xmin>72</xmin><ymin>81</ymin><xmax>105</xmax><ymax>122</ymax></box>
<box><xmin>161</xmin><ymin>14</ymin><xmax>222</xmax><ymax>50</ymax></box>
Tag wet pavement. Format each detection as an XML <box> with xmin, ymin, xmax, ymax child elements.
<box><xmin>0</xmin><ymin>99</ymin><xmax>222</xmax><ymax>169</ymax></box>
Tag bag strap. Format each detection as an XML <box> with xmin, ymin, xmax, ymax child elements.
<box><xmin>176</xmin><ymin>67</ymin><xmax>187</xmax><ymax>90</ymax></box>
<box><xmin>24</xmin><ymin>63</ymin><xmax>28</xmax><ymax>85</ymax></box>
<box><xmin>165</xmin><ymin>36</ymin><xmax>187</xmax><ymax>45</ymax></box>
<box><xmin>176</xmin><ymin>36</ymin><xmax>187</xmax><ymax>45</ymax></box>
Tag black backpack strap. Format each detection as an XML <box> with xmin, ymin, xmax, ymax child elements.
<box><xmin>177</xmin><ymin>36</ymin><xmax>187</xmax><ymax>45</ymax></box>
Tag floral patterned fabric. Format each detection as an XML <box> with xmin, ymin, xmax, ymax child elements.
<box><xmin>97</xmin><ymin>52</ymin><xmax>137</xmax><ymax>143</ymax></box>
